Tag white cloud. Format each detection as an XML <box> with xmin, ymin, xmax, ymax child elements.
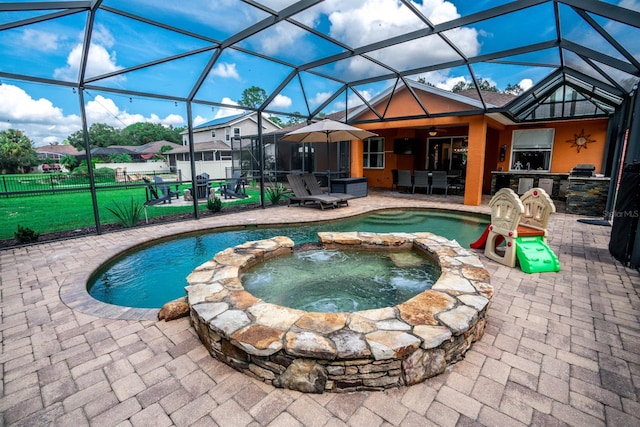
<box><xmin>54</xmin><ymin>43</ymin><xmax>124</xmax><ymax>81</ymax></box>
<box><xmin>519</xmin><ymin>78</ymin><xmax>533</xmax><ymax>91</ymax></box>
<box><xmin>0</xmin><ymin>84</ymin><xmax>80</xmax><ymax>146</ymax></box>
<box><xmin>257</xmin><ymin>23</ymin><xmax>306</xmax><ymax>55</ymax></box>
<box><xmin>314</xmin><ymin>0</ymin><xmax>478</xmax><ymax>79</ymax></box>
<box><xmin>211</xmin><ymin>63</ymin><xmax>240</xmax><ymax>80</ymax></box>
<box><xmin>53</xmin><ymin>25</ymin><xmax>122</xmax><ymax>81</ymax></box>
<box><xmin>310</xmin><ymin>92</ymin><xmax>332</xmax><ymax>106</ymax></box>
<box><xmin>91</xmin><ymin>23</ymin><xmax>116</xmax><ymax>48</ymax></box>
<box><xmin>213</xmin><ymin>97</ymin><xmax>245</xmax><ymax>119</ymax></box>
<box><xmin>0</xmin><ymin>84</ymin><xmax>187</xmax><ymax>146</ymax></box>
<box><xmin>20</xmin><ymin>29</ymin><xmax>61</xmax><ymax>52</ymax></box>
<box><xmin>270</xmin><ymin>94</ymin><xmax>292</xmax><ymax>109</ymax></box>
<box><xmin>163</xmin><ymin>114</ymin><xmax>185</xmax><ymax>127</ymax></box>
<box><xmin>435</xmin><ymin>75</ymin><xmax>467</xmax><ymax>91</ymax></box>
<box><xmin>84</xmin><ymin>95</ymin><xmax>185</xmax><ymax>129</ymax></box>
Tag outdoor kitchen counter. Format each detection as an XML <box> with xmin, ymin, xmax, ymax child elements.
<box><xmin>565</xmin><ymin>175</ymin><xmax>610</xmax><ymax>217</ymax></box>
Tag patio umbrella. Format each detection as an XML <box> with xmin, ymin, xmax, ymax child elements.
<box><xmin>280</xmin><ymin>119</ymin><xmax>378</xmax><ymax>185</ymax></box>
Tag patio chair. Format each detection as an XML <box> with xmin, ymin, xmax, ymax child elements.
<box><xmin>413</xmin><ymin>170</ymin><xmax>430</xmax><ymax>194</ymax></box>
<box><xmin>220</xmin><ymin>171</ymin><xmax>248</xmax><ymax>199</ymax></box>
<box><xmin>193</xmin><ymin>173</ymin><xmax>211</xmax><ymax>199</ymax></box>
<box><xmin>144</xmin><ymin>176</ymin><xmax>180</xmax><ymax>206</ymax></box>
<box><xmin>397</xmin><ymin>170</ymin><xmax>412</xmax><ymax>193</ymax></box>
<box><xmin>286</xmin><ymin>174</ymin><xmax>340</xmax><ymax>210</ymax></box>
<box><xmin>301</xmin><ymin>173</ymin><xmax>353</xmax><ymax>207</ymax></box>
<box><xmin>430</xmin><ymin>171</ymin><xmax>449</xmax><ymax>196</ymax></box>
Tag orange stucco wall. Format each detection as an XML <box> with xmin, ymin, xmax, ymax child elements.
<box><xmin>495</xmin><ymin>119</ymin><xmax>608</xmax><ymax>174</ymax></box>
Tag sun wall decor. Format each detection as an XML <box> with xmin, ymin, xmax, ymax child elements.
<box><xmin>567</xmin><ymin>129</ymin><xmax>596</xmax><ymax>153</ymax></box>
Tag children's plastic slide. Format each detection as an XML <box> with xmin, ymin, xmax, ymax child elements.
<box><xmin>514</xmin><ymin>236</ymin><xmax>561</xmax><ymax>274</ymax></box>
<box><xmin>469</xmin><ymin>224</ymin><xmax>503</xmax><ymax>249</ymax></box>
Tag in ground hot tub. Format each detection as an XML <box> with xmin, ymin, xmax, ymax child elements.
<box><xmin>187</xmin><ymin>232</ymin><xmax>493</xmax><ymax>393</ymax></box>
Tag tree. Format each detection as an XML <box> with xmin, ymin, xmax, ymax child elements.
<box><xmin>269</xmin><ymin>116</ymin><xmax>284</xmax><ymax>127</ymax></box>
<box><xmin>452</xmin><ymin>78</ymin><xmax>498</xmax><ymax>93</ymax></box>
<box><xmin>0</xmin><ymin>129</ymin><xmax>38</xmax><ymax>174</ymax></box>
<box><xmin>238</xmin><ymin>86</ymin><xmax>267</xmax><ymax>109</ymax></box>
<box><xmin>60</xmin><ymin>154</ymin><xmax>78</xmax><ymax>172</ymax></box>
<box><xmin>121</xmin><ymin>122</ymin><xmax>182</xmax><ymax>145</ymax></box>
<box><xmin>66</xmin><ymin>123</ymin><xmax>124</xmax><ymax>150</ymax></box>
<box><xmin>504</xmin><ymin>83</ymin><xmax>524</xmax><ymax>95</ymax></box>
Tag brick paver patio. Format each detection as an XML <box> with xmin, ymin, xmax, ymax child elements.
<box><xmin>1</xmin><ymin>191</ymin><xmax>639</xmax><ymax>426</ymax></box>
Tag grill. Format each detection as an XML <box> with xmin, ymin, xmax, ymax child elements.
<box><xmin>570</xmin><ymin>164</ymin><xmax>595</xmax><ymax>177</ymax></box>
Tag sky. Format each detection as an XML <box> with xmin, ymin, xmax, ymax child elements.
<box><xmin>0</xmin><ymin>0</ymin><xmax>638</xmax><ymax>146</ymax></box>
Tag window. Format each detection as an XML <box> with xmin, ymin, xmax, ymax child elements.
<box><xmin>233</xmin><ymin>127</ymin><xmax>241</xmax><ymax>139</ymax></box>
<box><xmin>510</xmin><ymin>129</ymin><xmax>554</xmax><ymax>171</ymax></box>
<box><xmin>211</xmin><ymin>130</ymin><xmax>216</xmax><ymax>137</ymax></box>
<box><xmin>363</xmin><ymin>138</ymin><xmax>385</xmax><ymax>168</ymax></box>
<box><xmin>225</xmin><ymin>128</ymin><xmax>230</xmax><ymax>141</ymax></box>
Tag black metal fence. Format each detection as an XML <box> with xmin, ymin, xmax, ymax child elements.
<box><xmin>0</xmin><ymin>171</ymin><xmax>178</xmax><ymax>197</ymax></box>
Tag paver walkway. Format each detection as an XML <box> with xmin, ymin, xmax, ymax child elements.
<box><xmin>1</xmin><ymin>191</ymin><xmax>639</xmax><ymax>426</ymax></box>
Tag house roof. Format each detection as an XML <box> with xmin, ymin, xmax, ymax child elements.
<box><xmin>90</xmin><ymin>146</ymin><xmax>138</xmax><ymax>156</ymax></box>
<box><xmin>133</xmin><ymin>140</ymin><xmax>182</xmax><ymax>154</ymax></box>
<box><xmin>193</xmin><ymin>112</ymin><xmax>253</xmax><ymax>130</ymax></box>
<box><xmin>455</xmin><ymin>90</ymin><xmax>517</xmax><ymax>108</ymax></box>
<box><xmin>36</xmin><ymin>144</ymin><xmax>82</xmax><ymax>156</ymax></box>
<box><xmin>167</xmin><ymin>141</ymin><xmax>232</xmax><ymax>154</ymax></box>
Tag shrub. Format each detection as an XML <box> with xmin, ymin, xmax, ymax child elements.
<box><xmin>207</xmin><ymin>195</ymin><xmax>222</xmax><ymax>212</ymax></box>
<box><xmin>265</xmin><ymin>183</ymin><xmax>290</xmax><ymax>205</ymax></box>
<box><xmin>106</xmin><ymin>197</ymin><xmax>144</xmax><ymax>227</ymax></box>
<box><xmin>14</xmin><ymin>225</ymin><xmax>39</xmax><ymax>243</ymax></box>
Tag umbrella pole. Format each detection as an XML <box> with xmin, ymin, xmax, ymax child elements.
<box><xmin>326</xmin><ymin>133</ymin><xmax>330</xmax><ymax>191</ymax></box>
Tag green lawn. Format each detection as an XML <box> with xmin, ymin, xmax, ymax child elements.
<box><xmin>1</xmin><ymin>184</ymin><xmax>261</xmax><ymax>240</ymax></box>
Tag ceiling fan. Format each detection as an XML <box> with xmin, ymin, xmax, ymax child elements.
<box><xmin>427</xmin><ymin>126</ymin><xmax>447</xmax><ymax>137</ymax></box>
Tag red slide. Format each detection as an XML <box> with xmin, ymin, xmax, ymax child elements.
<box><xmin>469</xmin><ymin>224</ymin><xmax>504</xmax><ymax>249</ymax></box>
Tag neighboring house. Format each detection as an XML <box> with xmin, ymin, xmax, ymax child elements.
<box><xmin>36</xmin><ymin>144</ymin><xmax>82</xmax><ymax>161</ymax></box>
<box><xmin>182</xmin><ymin>111</ymin><xmax>281</xmax><ymax>146</ymax></box>
<box><xmin>166</xmin><ymin>141</ymin><xmax>234</xmax><ymax>181</ymax></box>
<box><xmin>133</xmin><ymin>140</ymin><xmax>182</xmax><ymax>160</ymax></box>
<box><xmin>35</xmin><ymin>144</ymin><xmax>82</xmax><ymax>172</ymax></box>
<box><xmin>173</xmin><ymin>112</ymin><xmax>281</xmax><ymax>180</ymax></box>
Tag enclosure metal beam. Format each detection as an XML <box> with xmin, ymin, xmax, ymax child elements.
<box><xmin>186</xmin><ymin>102</ymin><xmax>199</xmax><ymax>219</ymax></box>
<box><xmin>77</xmin><ymin>2</ymin><xmax>103</xmax><ymax>235</ymax></box>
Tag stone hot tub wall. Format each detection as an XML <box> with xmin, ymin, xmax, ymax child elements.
<box><xmin>186</xmin><ymin>232</ymin><xmax>493</xmax><ymax>393</ymax></box>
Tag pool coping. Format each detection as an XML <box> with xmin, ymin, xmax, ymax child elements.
<box><xmin>188</xmin><ymin>231</ymin><xmax>493</xmax><ymax>392</ymax></box>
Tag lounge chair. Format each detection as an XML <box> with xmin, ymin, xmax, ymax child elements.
<box><xmin>220</xmin><ymin>171</ymin><xmax>248</xmax><ymax>199</ymax></box>
<box><xmin>286</xmin><ymin>174</ymin><xmax>340</xmax><ymax>210</ymax></box>
<box><xmin>301</xmin><ymin>173</ymin><xmax>353</xmax><ymax>207</ymax></box>
<box><xmin>144</xmin><ymin>176</ymin><xmax>180</xmax><ymax>206</ymax></box>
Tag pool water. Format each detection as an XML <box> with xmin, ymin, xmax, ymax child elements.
<box><xmin>241</xmin><ymin>249</ymin><xmax>439</xmax><ymax>312</ymax></box>
<box><xmin>88</xmin><ymin>209</ymin><xmax>487</xmax><ymax>308</ymax></box>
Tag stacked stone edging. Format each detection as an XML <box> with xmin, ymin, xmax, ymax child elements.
<box><xmin>187</xmin><ymin>232</ymin><xmax>493</xmax><ymax>393</ymax></box>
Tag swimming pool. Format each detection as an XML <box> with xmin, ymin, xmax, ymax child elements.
<box><xmin>87</xmin><ymin>209</ymin><xmax>488</xmax><ymax>308</ymax></box>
